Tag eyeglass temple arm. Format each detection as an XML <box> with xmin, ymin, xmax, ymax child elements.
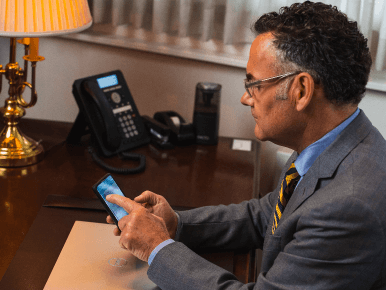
<box><xmin>245</xmin><ymin>71</ymin><xmax>301</xmax><ymax>88</ymax></box>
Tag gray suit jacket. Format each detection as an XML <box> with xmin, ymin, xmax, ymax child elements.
<box><xmin>148</xmin><ymin>111</ymin><xmax>386</xmax><ymax>289</ymax></box>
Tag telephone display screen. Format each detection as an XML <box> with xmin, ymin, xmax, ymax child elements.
<box><xmin>97</xmin><ymin>74</ymin><xmax>119</xmax><ymax>89</ymax></box>
<box><xmin>96</xmin><ymin>175</ymin><xmax>128</xmax><ymax>221</ymax></box>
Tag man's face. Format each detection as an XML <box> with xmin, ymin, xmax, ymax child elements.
<box><xmin>241</xmin><ymin>33</ymin><xmax>300</xmax><ymax>146</ymax></box>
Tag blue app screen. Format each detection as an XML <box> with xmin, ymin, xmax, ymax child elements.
<box><xmin>97</xmin><ymin>175</ymin><xmax>128</xmax><ymax>221</ymax></box>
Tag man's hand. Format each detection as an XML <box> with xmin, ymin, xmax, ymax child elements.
<box><xmin>134</xmin><ymin>191</ymin><xmax>178</xmax><ymax>239</ymax></box>
<box><xmin>106</xmin><ymin>191</ymin><xmax>178</xmax><ymax>239</ymax></box>
<box><xmin>105</xmin><ymin>194</ymin><xmax>171</xmax><ymax>262</ymax></box>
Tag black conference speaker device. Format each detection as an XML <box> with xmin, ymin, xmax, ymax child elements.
<box><xmin>193</xmin><ymin>82</ymin><xmax>222</xmax><ymax>145</ymax></box>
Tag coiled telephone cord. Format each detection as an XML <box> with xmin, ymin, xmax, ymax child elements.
<box><xmin>88</xmin><ymin>146</ymin><xmax>146</xmax><ymax>174</ymax></box>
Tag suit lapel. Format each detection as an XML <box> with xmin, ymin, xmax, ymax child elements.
<box><xmin>280</xmin><ymin>111</ymin><xmax>373</xmax><ymax>222</ymax></box>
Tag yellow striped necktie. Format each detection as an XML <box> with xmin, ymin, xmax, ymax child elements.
<box><xmin>272</xmin><ymin>162</ymin><xmax>300</xmax><ymax>234</ymax></box>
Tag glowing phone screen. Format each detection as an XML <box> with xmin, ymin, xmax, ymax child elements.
<box><xmin>96</xmin><ymin>175</ymin><xmax>128</xmax><ymax>221</ymax></box>
<box><xmin>96</xmin><ymin>74</ymin><xmax>118</xmax><ymax>89</ymax></box>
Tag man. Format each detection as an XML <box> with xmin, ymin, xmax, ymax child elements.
<box><xmin>107</xmin><ymin>1</ymin><xmax>386</xmax><ymax>289</ymax></box>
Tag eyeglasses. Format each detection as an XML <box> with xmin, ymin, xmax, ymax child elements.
<box><xmin>244</xmin><ymin>71</ymin><xmax>301</xmax><ymax>98</ymax></box>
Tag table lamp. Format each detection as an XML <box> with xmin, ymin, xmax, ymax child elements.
<box><xmin>0</xmin><ymin>0</ymin><xmax>92</xmax><ymax>167</ymax></box>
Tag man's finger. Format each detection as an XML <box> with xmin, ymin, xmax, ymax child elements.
<box><xmin>113</xmin><ymin>227</ymin><xmax>121</xmax><ymax>236</ymax></box>
<box><xmin>106</xmin><ymin>194</ymin><xmax>138</xmax><ymax>213</ymax></box>
<box><xmin>106</xmin><ymin>215</ymin><xmax>115</xmax><ymax>224</ymax></box>
<box><xmin>134</xmin><ymin>191</ymin><xmax>158</xmax><ymax>205</ymax></box>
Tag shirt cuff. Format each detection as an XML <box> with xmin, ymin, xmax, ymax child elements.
<box><xmin>148</xmin><ymin>239</ymin><xmax>175</xmax><ymax>266</ymax></box>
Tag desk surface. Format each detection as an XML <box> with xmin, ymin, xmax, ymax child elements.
<box><xmin>0</xmin><ymin>118</ymin><xmax>260</xmax><ymax>281</ymax></box>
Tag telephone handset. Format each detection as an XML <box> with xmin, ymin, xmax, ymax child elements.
<box><xmin>67</xmin><ymin>70</ymin><xmax>150</xmax><ymax>174</ymax></box>
<box><xmin>81</xmin><ymin>80</ymin><xmax>122</xmax><ymax>151</ymax></box>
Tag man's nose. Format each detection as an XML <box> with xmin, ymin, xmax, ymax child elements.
<box><xmin>240</xmin><ymin>91</ymin><xmax>252</xmax><ymax>106</ymax></box>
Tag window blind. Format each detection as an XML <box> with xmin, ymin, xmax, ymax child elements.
<box><xmin>67</xmin><ymin>0</ymin><xmax>386</xmax><ymax>71</ymax></box>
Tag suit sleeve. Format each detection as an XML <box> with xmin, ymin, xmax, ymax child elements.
<box><xmin>174</xmin><ymin>193</ymin><xmax>274</xmax><ymax>251</ymax></box>
<box><xmin>148</xmin><ymin>194</ymin><xmax>385</xmax><ymax>289</ymax></box>
<box><xmin>148</xmin><ymin>241</ymin><xmax>256</xmax><ymax>290</ymax></box>
<box><xmin>147</xmin><ymin>193</ymin><xmax>275</xmax><ymax>290</ymax></box>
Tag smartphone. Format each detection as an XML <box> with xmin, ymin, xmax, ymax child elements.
<box><xmin>92</xmin><ymin>173</ymin><xmax>128</xmax><ymax>229</ymax></box>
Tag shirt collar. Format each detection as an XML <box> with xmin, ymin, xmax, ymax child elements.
<box><xmin>294</xmin><ymin>108</ymin><xmax>360</xmax><ymax>177</ymax></box>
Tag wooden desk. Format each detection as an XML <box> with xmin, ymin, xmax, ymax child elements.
<box><xmin>0</xmin><ymin>118</ymin><xmax>260</xmax><ymax>284</ymax></box>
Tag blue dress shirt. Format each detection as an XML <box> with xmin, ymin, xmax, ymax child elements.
<box><xmin>148</xmin><ymin>108</ymin><xmax>360</xmax><ymax>265</ymax></box>
<box><xmin>294</xmin><ymin>108</ymin><xmax>360</xmax><ymax>183</ymax></box>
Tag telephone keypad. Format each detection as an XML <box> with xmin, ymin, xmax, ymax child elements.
<box><xmin>110</xmin><ymin>89</ymin><xmax>144</xmax><ymax>144</ymax></box>
<box><xmin>117</xmin><ymin>108</ymin><xmax>142</xmax><ymax>143</ymax></box>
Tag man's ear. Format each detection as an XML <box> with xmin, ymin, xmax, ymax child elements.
<box><xmin>290</xmin><ymin>73</ymin><xmax>314</xmax><ymax>111</ymax></box>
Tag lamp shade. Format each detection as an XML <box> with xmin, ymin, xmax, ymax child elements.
<box><xmin>0</xmin><ymin>0</ymin><xmax>92</xmax><ymax>37</ymax></box>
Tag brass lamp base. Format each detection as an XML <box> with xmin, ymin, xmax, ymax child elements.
<box><xmin>0</xmin><ymin>38</ymin><xmax>46</xmax><ymax>168</ymax></box>
<box><xmin>0</xmin><ymin>124</ymin><xmax>44</xmax><ymax>167</ymax></box>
